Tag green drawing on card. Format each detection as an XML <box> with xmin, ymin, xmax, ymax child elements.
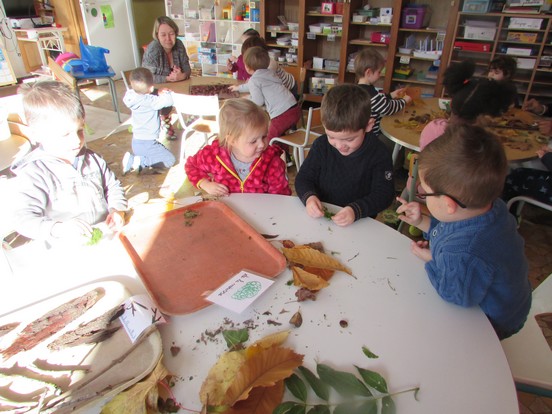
<box><xmin>232</xmin><ymin>281</ymin><xmax>262</xmax><ymax>300</ymax></box>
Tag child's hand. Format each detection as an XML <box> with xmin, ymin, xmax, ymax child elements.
<box><xmin>228</xmin><ymin>85</ymin><xmax>239</xmax><ymax>92</ymax></box>
<box><xmin>332</xmin><ymin>206</ymin><xmax>355</xmax><ymax>227</ymax></box>
<box><xmin>51</xmin><ymin>219</ymin><xmax>92</xmax><ymax>240</ymax></box>
<box><xmin>522</xmin><ymin>98</ymin><xmax>543</xmax><ymax>115</ymax></box>
<box><xmin>200</xmin><ymin>181</ymin><xmax>230</xmax><ymax>197</ymax></box>
<box><xmin>402</xmin><ymin>95</ymin><xmax>413</xmax><ymax>104</ymax></box>
<box><xmin>105</xmin><ymin>210</ymin><xmax>125</xmax><ymax>231</ymax></box>
<box><xmin>305</xmin><ymin>196</ymin><xmax>324</xmax><ymax>218</ymax></box>
<box><xmin>396</xmin><ymin>196</ymin><xmax>423</xmax><ymax>227</ymax></box>
<box><xmin>537</xmin><ymin>145</ymin><xmax>552</xmax><ymax>158</ymax></box>
<box><xmin>537</xmin><ymin>120</ymin><xmax>552</xmax><ymax>136</ymax></box>
<box><xmin>159</xmin><ymin>88</ymin><xmax>171</xmax><ymax>94</ymax></box>
<box><xmin>391</xmin><ymin>88</ymin><xmax>406</xmax><ymax>99</ymax></box>
<box><xmin>411</xmin><ymin>240</ymin><xmax>432</xmax><ymax>262</ymax></box>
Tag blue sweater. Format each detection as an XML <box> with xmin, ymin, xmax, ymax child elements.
<box><xmin>426</xmin><ymin>199</ymin><xmax>531</xmax><ymax>339</ymax></box>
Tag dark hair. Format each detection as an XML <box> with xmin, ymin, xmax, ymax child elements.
<box><xmin>353</xmin><ymin>48</ymin><xmax>386</xmax><ymax>79</ymax></box>
<box><xmin>152</xmin><ymin>16</ymin><xmax>179</xmax><ymax>40</ymax></box>
<box><xmin>129</xmin><ymin>67</ymin><xmax>154</xmax><ymax>94</ymax></box>
<box><xmin>242</xmin><ymin>28</ymin><xmax>260</xmax><ymax>37</ymax></box>
<box><xmin>241</xmin><ymin>35</ymin><xmax>268</xmax><ymax>55</ymax></box>
<box><xmin>489</xmin><ymin>56</ymin><xmax>517</xmax><ymax>79</ymax></box>
<box><xmin>321</xmin><ymin>84</ymin><xmax>372</xmax><ymax>132</ymax></box>
<box><xmin>419</xmin><ymin>124</ymin><xmax>508</xmax><ymax>208</ymax></box>
<box><xmin>243</xmin><ymin>46</ymin><xmax>270</xmax><ymax>71</ymax></box>
<box><xmin>443</xmin><ymin>60</ymin><xmax>515</xmax><ymax>121</ymax></box>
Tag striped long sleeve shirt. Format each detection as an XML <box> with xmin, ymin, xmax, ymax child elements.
<box><xmin>358</xmin><ymin>84</ymin><xmax>407</xmax><ymax>135</ymax></box>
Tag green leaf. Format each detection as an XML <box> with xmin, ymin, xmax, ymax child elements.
<box><xmin>361</xmin><ymin>346</ymin><xmax>379</xmax><ymax>359</ymax></box>
<box><xmin>307</xmin><ymin>405</ymin><xmax>330</xmax><ymax>414</ymax></box>
<box><xmin>288</xmin><ymin>404</ymin><xmax>306</xmax><ymax>414</ymax></box>
<box><xmin>87</xmin><ymin>228</ymin><xmax>103</xmax><ymax>245</ymax></box>
<box><xmin>316</xmin><ymin>364</ymin><xmax>371</xmax><ymax>397</ymax></box>
<box><xmin>298</xmin><ymin>366</ymin><xmax>330</xmax><ymax>401</ymax></box>
<box><xmin>355</xmin><ymin>366</ymin><xmax>388</xmax><ymax>394</ymax></box>
<box><xmin>334</xmin><ymin>400</ymin><xmax>376</xmax><ymax>414</ymax></box>
<box><xmin>221</xmin><ymin>329</ymin><xmax>249</xmax><ymax>349</ymax></box>
<box><xmin>382</xmin><ymin>396</ymin><xmax>396</xmax><ymax>414</ymax></box>
<box><xmin>285</xmin><ymin>374</ymin><xmax>308</xmax><ymax>402</ymax></box>
<box><xmin>273</xmin><ymin>401</ymin><xmax>299</xmax><ymax>414</ymax></box>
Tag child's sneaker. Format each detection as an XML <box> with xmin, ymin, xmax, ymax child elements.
<box><xmin>122</xmin><ymin>152</ymin><xmax>134</xmax><ymax>175</ymax></box>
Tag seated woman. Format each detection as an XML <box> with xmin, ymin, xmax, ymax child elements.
<box><xmin>142</xmin><ymin>16</ymin><xmax>191</xmax><ymax>84</ymax></box>
<box><xmin>142</xmin><ymin>16</ymin><xmax>191</xmax><ymax>139</ymax></box>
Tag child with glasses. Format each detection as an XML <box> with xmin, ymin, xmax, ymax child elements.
<box><xmin>396</xmin><ymin>124</ymin><xmax>531</xmax><ymax>340</ymax></box>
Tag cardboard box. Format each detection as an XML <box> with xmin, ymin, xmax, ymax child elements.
<box><xmin>506</xmin><ymin>32</ymin><xmax>538</xmax><ymax>43</ymax></box>
<box><xmin>508</xmin><ymin>18</ymin><xmax>543</xmax><ymax>30</ymax></box>
<box><xmin>506</xmin><ymin>47</ymin><xmax>533</xmax><ymax>56</ymax></box>
<box><xmin>517</xmin><ymin>58</ymin><xmax>536</xmax><ymax>69</ymax></box>
<box><xmin>454</xmin><ymin>41</ymin><xmax>491</xmax><ymax>52</ymax></box>
<box><xmin>464</xmin><ymin>21</ymin><xmax>497</xmax><ymax>40</ymax></box>
<box><xmin>313</xmin><ymin>57</ymin><xmax>325</xmax><ymax>70</ymax></box>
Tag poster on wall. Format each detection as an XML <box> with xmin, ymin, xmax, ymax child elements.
<box><xmin>100</xmin><ymin>5</ymin><xmax>115</xmax><ymax>29</ymax></box>
<box><xmin>0</xmin><ymin>47</ymin><xmax>17</xmax><ymax>86</ymax></box>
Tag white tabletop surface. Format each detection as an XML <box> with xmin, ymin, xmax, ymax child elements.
<box><xmin>1</xmin><ymin>194</ymin><xmax>518</xmax><ymax>413</ymax></box>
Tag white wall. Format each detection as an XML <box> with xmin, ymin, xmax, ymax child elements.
<box><xmin>0</xmin><ymin>1</ymin><xmax>28</xmax><ymax>78</ymax></box>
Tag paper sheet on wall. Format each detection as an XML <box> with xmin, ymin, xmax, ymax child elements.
<box><xmin>101</xmin><ymin>5</ymin><xmax>114</xmax><ymax>29</ymax></box>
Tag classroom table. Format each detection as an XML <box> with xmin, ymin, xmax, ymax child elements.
<box><xmin>1</xmin><ymin>194</ymin><xmax>519</xmax><ymax>414</ymax></box>
<box><xmin>381</xmin><ymin>97</ymin><xmax>546</xmax><ymax>164</ymax></box>
<box><xmin>0</xmin><ymin>133</ymin><xmax>31</xmax><ymax>172</ymax></box>
<box><xmin>155</xmin><ymin>75</ymin><xmax>239</xmax><ymax>95</ymax></box>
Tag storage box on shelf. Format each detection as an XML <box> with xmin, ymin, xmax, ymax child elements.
<box><xmin>166</xmin><ymin>0</ymin><xmax>260</xmax><ymax>77</ymax></box>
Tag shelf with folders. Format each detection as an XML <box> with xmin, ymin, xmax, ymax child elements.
<box><xmin>166</xmin><ymin>0</ymin><xmax>261</xmax><ymax>77</ymax></box>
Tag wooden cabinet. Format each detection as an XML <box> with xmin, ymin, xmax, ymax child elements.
<box><xmin>166</xmin><ymin>0</ymin><xmax>260</xmax><ymax>77</ymax></box>
<box><xmin>448</xmin><ymin>10</ymin><xmax>552</xmax><ymax>104</ymax></box>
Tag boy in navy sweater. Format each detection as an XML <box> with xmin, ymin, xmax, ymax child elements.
<box><xmin>295</xmin><ymin>84</ymin><xmax>395</xmax><ymax>226</ymax></box>
<box><xmin>396</xmin><ymin>124</ymin><xmax>531</xmax><ymax>340</ymax></box>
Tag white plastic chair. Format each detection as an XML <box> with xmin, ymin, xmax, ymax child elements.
<box><xmin>172</xmin><ymin>92</ymin><xmax>220</xmax><ymax>164</ymax></box>
<box><xmin>501</xmin><ymin>274</ymin><xmax>552</xmax><ymax>398</ymax></box>
<box><xmin>269</xmin><ymin>107</ymin><xmax>322</xmax><ymax>171</ymax></box>
<box><xmin>507</xmin><ymin>196</ymin><xmax>552</xmax><ymax>221</ymax></box>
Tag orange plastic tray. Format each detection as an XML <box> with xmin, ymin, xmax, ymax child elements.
<box><xmin>119</xmin><ymin>201</ymin><xmax>286</xmax><ymax>315</ymax></box>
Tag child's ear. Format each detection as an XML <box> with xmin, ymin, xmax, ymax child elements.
<box><xmin>444</xmin><ymin>196</ymin><xmax>459</xmax><ymax>215</ymax></box>
<box><xmin>365</xmin><ymin>118</ymin><xmax>376</xmax><ymax>133</ymax></box>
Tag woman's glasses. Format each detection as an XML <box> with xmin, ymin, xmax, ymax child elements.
<box><xmin>416</xmin><ymin>192</ymin><xmax>467</xmax><ymax>209</ymax></box>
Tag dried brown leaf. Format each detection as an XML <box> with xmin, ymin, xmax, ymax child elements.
<box><xmin>224</xmin><ymin>346</ymin><xmax>303</xmax><ymax>406</ymax></box>
<box><xmin>225</xmin><ymin>381</ymin><xmax>284</xmax><ymax>414</ymax></box>
<box><xmin>302</xmin><ymin>266</ymin><xmax>335</xmax><ymax>281</ymax></box>
<box><xmin>292</xmin><ymin>267</ymin><xmax>329</xmax><ymax>291</ymax></box>
<box><xmin>282</xmin><ymin>247</ymin><xmax>352</xmax><ymax>275</ymax></box>
<box><xmin>200</xmin><ymin>350</ymin><xmax>246</xmax><ymax>405</ymax></box>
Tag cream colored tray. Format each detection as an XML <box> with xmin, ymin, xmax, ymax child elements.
<box><xmin>0</xmin><ymin>281</ymin><xmax>162</xmax><ymax>413</ymax></box>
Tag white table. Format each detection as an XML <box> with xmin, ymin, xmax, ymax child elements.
<box><xmin>1</xmin><ymin>194</ymin><xmax>518</xmax><ymax>413</ymax></box>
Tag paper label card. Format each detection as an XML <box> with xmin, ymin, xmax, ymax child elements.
<box><xmin>120</xmin><ymin>294</ymin><xmax>167</xmax><ymax>342</ymax></box>
<box><xmin>206</xmin><ymin>270</ymin><xmax>274</xmax><ymax>314</ymax></box>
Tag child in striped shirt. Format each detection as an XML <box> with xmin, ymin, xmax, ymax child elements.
<box><xmin>354</xmin><ymin>48</ymin><xmax>412</xmax><ymax>135</ymax></box>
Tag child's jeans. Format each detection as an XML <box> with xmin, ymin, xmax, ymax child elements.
<box><xmin>267</xmin><ymin>104</ymin><xmax>302</xmax><ymax>141</ymax></box>
<box><xmin>132</xmin><ymin>139</ymin><xmax>176</xmax><ymax>169</ymax></box>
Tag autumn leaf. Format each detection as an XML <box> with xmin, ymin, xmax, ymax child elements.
<box><xmin>224</xmin><ymin>345</ymin><xmax>303</xmax><ymax>406</ymax></box>
<box><xmin>224</xmin><ymin>380</ymin><xmax>285</xmax><ymax>414</ymax></box>
<box><xmin>282</xmin><ymin>247</ymin><xmax>352</xmax><ymax>275</ymax></box>
<box><xmin>302</xmin><ymin>266</ymin><xmax>335</xmax><ymax>281</ymax></box>
<box><xmin>100</xmin><ymin>359</ymin><xmax>168</xmax><ymax>414</ymax></box>
<box><xmin>200</xmin><ymin>350</ymin><xmax>247</xmax><ymax>405</ymax></box>
<box><xmin>292</xmin><ymin>267</ymin><xmax>329</xmax><ymax>291</ymax></box>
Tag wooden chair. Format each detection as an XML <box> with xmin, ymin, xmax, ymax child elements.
<box><xmin>269</xmin><ymin>106</ymin><xmax>321</xmax><ymax>171</ymax></box>
<box><xmin>121</xmin><ymin>70</ymin><xmax>132</xmax><ymax>91</ymax></box>
<box><xmin>501</xmin><ymin>274</ymin><xmax>552</xmax><ymax>398</ymax></box>
<box><xmin>172</xmin><ymin>92</ymin><xmax>220</xmax><ymax>164</ymax></box>
<box><xmin>284</xmin><ymin>66</ymin><xmax>307</xmax><ymax>127</ymax></box>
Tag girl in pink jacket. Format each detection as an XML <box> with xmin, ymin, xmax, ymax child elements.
<box><xmin>185</xmin><ymin>99</ymin><xmax>291</xmax><ymax>196</ymax></box>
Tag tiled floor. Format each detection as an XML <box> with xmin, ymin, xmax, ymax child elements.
<box><xmin>79</xmin><ymin>79</ymin><xmax>552</xmax><ymax>413</ymax></box>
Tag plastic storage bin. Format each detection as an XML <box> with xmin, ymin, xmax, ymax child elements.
<box><xmin>401</xmin><ymin>5</ymin><xmax>430</xmax><ymax>29</ymax></box>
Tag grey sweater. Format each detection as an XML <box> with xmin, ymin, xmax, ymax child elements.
<box><xmin>243</xmin><ymin>69</ymin><xmax>297</xmax><ymax>119</ymax></box>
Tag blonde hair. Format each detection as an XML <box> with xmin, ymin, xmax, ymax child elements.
<box><xmin>354</xmin><ymin>48</ymin><xmax>385</xmax><ymax>79</ymax></box>
<box><xmin>130</xmin><ymin>67</ymin><xmax>154</xmax><ymax>94</ymax></box>
<box><xmin>19</xmin><ymin>80</ymin><xmax>84</xmax><ymax>127</ymax></box>
<box><xmin>218</xmin><ymin>99</ymin><xmax>268</xmax><ymax>147</ymax></box>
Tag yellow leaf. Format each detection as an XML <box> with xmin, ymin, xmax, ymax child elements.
<box><xmin>101</xmin><ymin>360</ymin><xmax>168</xmax><ymax>414</ymax></box>
<box><xmin>292</xmin><ymin>266</ymin><xmax>329</xmax><ymax>291</ymax></box>
<box><xmin>224</xmin><ymin>346</ymin><xmax>303</xmax><ymax>406</ymax></box>
<box><xmin>282</xmin><ymin>246</ymin><xmax>352</xmax><ymax>275</ymax></box>
<box><xmin>303</xmin><ymin>266</ymin><xmax>335</xmax><ymax>281</ymax></box>
<box><xmin>200</xmin><ymin>350</ymin><xmax>246</xmax><ymax>405</ymax></box>
<box><xmin>225</xmin><ymin>381</ymin><xmax>285</xmax><ymax>414</ymax></box>
<box><xmin>246</xmin><ymin>331</ymin><xmax>290</xmax><ymax>359</ymax></box>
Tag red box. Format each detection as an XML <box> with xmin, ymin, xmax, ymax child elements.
<box><xmin>321</xmin><ymin>2</ymin><xmax>336</xmax><ymax>14</ymax></box>
<box><xmin>454</xmin><ymin>41</ymin><xmax>491</xmax><ymax>52</ymax></box>
<box><xmin>371</xmin><ymin>32</ymin><xmax>391</xmax><ymax>44</ymax></box>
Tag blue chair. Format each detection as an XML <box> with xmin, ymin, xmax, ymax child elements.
<box><xmin>71</xmin><ymin>67</ymin><xmax>121</xmax><ymax>123</ymax></box>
